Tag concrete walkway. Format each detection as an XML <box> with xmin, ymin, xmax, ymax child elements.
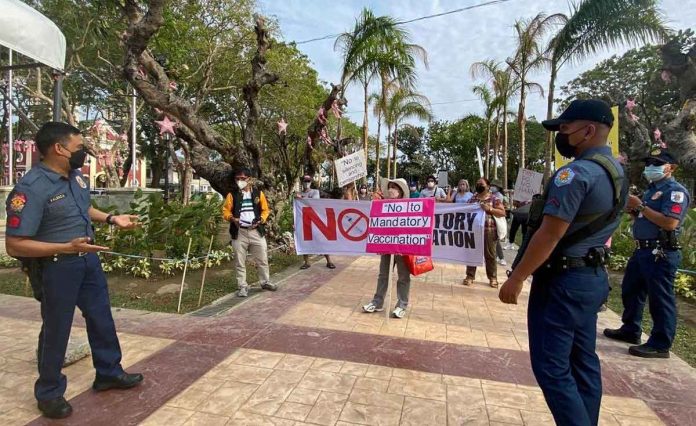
<box><xmin>1</xmin><ymin>255</ymin><xmax>695</xmax><ymax>425</ymax></box>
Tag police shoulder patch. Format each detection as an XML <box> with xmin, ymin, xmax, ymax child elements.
<box><xmin>7</xmin><ymin>215</ymin><xmax>21</xmax><ymax>228</ymax></box>
<box><xmin>9</xmin><ymin>193</ymin><xmax>27</xmax><ymax>213</ymax></box>
<box><xmin>670</xmin><ymin>191</ymin><xmax>685</xmax><ymax>203</ymax></box>
<box><xmin>75</xmin><ymin>175</ymin><xmax>87</xmax><ymax>189</ymax></box>
<box><xmin>554</xmin><ymin>168</ymin><xmax>576</xmax><ymax>187</ymax></box>
<box><xmin>651</xmin><ymin>191</ymin><xmax>663</xmax><ymax>200</ymax></box>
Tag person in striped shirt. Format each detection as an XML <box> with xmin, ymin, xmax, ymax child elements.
<box><xmin>222</xmin><ymin>168</ymin><xmax>276</xmax><ymax>297</ymax></box>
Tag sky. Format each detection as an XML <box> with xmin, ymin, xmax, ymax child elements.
<box><xmin>257</xmin><ymin>0</ymin><xmax>695</xmax><ymax>134</ymax></box>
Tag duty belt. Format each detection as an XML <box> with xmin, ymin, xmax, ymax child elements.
<box><xmin>542</xmin><ymin>256</ymin><xmax>592</xmax><ymax>272</ymax></box>
<box><xmin>635</xmin><ymin>240</ymin><xmax>679</xmax><ymax>251</ymax></box>
<box><xmin>43</xmin><ymin>252</ymin><xmax>89</xmax><ymax>262</ymax></box>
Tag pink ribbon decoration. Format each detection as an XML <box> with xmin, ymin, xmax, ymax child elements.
<box><xmin>168</xmin><ymin>81</ymin><xmax>178</xmax><ymax>91</ymax></box>
<box><xmin>330</xmin><ymin>100</ymin><xmax>342</xmax><ymax>119</ymax></box>
<box><xmin>317</xmin><ymin>107</ymin><xmax>327</xmax><ymax>125</ymax></box>
<box><xmin>653</xmin><ymin>128</ymin><xmax>662</xmax><ymax>142</ymax></box>
<box><xmin>277</xmin><ymin>118</ymin><xmax>288</xmax><ymax>135</ymax></box>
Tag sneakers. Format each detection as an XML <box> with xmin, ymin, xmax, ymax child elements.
<box><xmin>362</xmin><ymin>302</ymin><xmax>384</xmax><ymax>313</ymax></box>
<box><xmin>392</xmin><ymin>307</ymin><xmax>406</xmax><ymax>319</ymax></box>
<box><xmin>237</xmin><ymin>286</ymin><xmax>249</xmax><ymax>297</ymax></box>
<box><xmin>261</xmin><ymin>282</ymin><xmax>278</xmax><ymax>291</ymax></box>
<box><xmin>497</xmin><ymin>258</ymin><xmax>508</xmax><ymax>266</ymax></box>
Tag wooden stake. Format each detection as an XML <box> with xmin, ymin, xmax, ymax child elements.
<box><xmin>177</xmin><ymin>237</ymin><xmax>193</xmax><ymax>314</ymax></box>
<box><xmin>386</xmin><ymin>254</ymin><xmax>395</xmax><ymax>322</ymax></box>
<box><xmin>197</xmin><ymin>236</ymin><xmax>215</xmax><ymax>307</ymax></box>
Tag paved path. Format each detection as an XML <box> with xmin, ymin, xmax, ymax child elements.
<box><xmin>1</xmin><ymin>255</ymin><xmax>696</xmax><ymax>425</ymax></box>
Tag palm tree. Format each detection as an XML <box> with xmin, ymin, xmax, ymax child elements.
<box><xmin>472</xmin><ymin>84</ymin><xmax>498</xmax><ymax>178</ymax></box>
<box><xmin>382</xmin><ymin>84</ymin><xmax>433</xmax><ymax>178</ymax></box>
<box><xmin>542</xmin><ymin>0</ymin><xmax>668</xmax><ymax>180</ymax></box>
<box><xmin>471</xmin><ymin>60</ymin><xmax>519</xmax><ymax>189</ymax></box>
<box><xmin>508</xmin><ymin>13</ymin><xmax>565</xmax><ymax>170</ymax></box>
<box><xmin>335</xmin><ymin>8</ymin><xmax>428</xmax><ymax>187</ymax></box>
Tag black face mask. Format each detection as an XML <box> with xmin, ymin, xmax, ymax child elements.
<box><xmin>475</xmin><ymin>184</ymin><xmax>486</xmax><ymax>193</ymax></box>
<box><xmin>555</xmin><ymin>126</ymin><xmax>587</xmax><ymax>158</ymax></box>
<box><xmin>65</xmin><ymin>147</ymin><xmax>87</xmax><ymax>169</ymax></box>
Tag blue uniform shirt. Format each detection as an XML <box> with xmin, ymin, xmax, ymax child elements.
<box><xmin>5</xmin><ymin>163</ymin><xmax>94</xmax><ymax>243</ymax></box>
<box><xmin>633</xmin><ymin>177</ymin><xmax>690</xmax><ymax>240</ymax></box>
<box><xmin>543</xmin><ymin>146</ymin><xmax>625</xmax><ymax>257</ymax></box>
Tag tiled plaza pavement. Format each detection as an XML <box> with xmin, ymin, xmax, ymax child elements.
<box><xmin>1</xmin><ymin>256</ymin><xmax>696</xmax><ymax>425</ymax></box>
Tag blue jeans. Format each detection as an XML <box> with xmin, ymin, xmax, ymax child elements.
<box><xmin>35</xmin><ymin>253</ymin><xmax>124</xmax><ymax>401</ymax></box>
<box><xmin>528</xmin><ymin>267</ymin><xmax>609</xmax><ymax>426</ymax></box>
<box><xmin>620</xmin><ymin>248</ymin><xmax>680</xmax><ymax>350</ymax></box>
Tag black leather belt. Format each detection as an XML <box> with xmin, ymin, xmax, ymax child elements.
<box><xmin>42</xmin><ymin>252</ymin><xmax>88</xmax><ymax>262</ymax></box>
<box><xmin>542</xmin><ymin>256</ymin><xmax>591</xmax><ymax>271</ymax></box>
<box><xmin>635</xmin><ymin>240</ymin><xmax>679</xmax><ymax>250</ymax></box>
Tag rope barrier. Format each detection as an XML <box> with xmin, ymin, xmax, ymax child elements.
<box><xmin>100</xmin><ymin>243</ymin><xmax>289</xmax><ymax>263</ymax></box>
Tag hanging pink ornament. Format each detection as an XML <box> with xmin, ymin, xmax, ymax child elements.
<box><xmin>168</xmin><ymin>81</ymin><xmax>178</xmax><ymax>91</ymax></box>
<box><xmin>653</xmin><ymin>128</ymin><xmax>662</xmax><ymax>142</ymax></box>
<box><xmin>661</xmin><ymin>70</ymin><xmax>672</xmax><ymax>83</ymax></box>
<box><xmin>330</xmin><ymin>100</ymin><xmax>342</xmax><ymax>119</ymax></box>
<box><xmin>625</xmin><ymin>99</ymin><xmax>636</xmax><ymax>112</ymax></box>
<box><xmin>277</xmin><ymin>118</ymin><xmax>288</xmax><ymax>135</ymax></box>
<box><xmin>317</xmin><ymin>107</ymin><xmax>327</xmax><ymax>125</ymax></box>
<box><xmin>155</xmin><ymin>116</ymin><xmax>177</xmax><ymax>136</ymax></box>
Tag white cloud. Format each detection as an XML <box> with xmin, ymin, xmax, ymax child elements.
<box><xmin>258</xmin><ymin>0</ymin><xmax>695</xmax><ymax>133</ymax></box>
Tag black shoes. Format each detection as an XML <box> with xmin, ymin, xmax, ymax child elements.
<box><xmin>603</xmin><ymin>328</ymin><xmax>641</xmax><ymax>345</ymax></box>
<box><xmin>38</xmin><ymin>397</ymin><xmax>72</xmax><ymax>419</ymax></box>
<box><xmin>93</xmin><ymin>372</ymin><xmax>144</xmax><ymax>391</ymax></box>
<box><xmin>629</xmin><ymin>344</ymin><xmax>670</xmax><ymax>359</ymax></box>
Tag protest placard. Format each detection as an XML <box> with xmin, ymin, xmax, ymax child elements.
<box><xmin>366</xmin><ymin>198</ymin><xmax>435</xmax><ymax>256</ymax></box>
<box><xmin>513</xmin><ymin>168</ymin><xmax>544</xmax><ymax>202</ymax></box>
<box><xmin>293</xmin><ymin>199</ymin><xmax>484</xmax><ymax>265</ymax></box>
<box><xmin>335</xmin><ymin>150</ymin><xmax>367</xmax><ymax>187</ymax></box>
<box><xmin>437</xmin><ymin>170</ymin><xmax>449</xmax><ymax>188</ymax></box>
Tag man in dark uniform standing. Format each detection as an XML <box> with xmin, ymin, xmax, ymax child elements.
<box><xmin>5</xmin><ymin>122</ymin><xmax>144</xmax><ymax>419</ymax></box>
<box><xmin>604</xmin><ymin>150</ymin><xmax>690</xmax><ymax>358</ymax></box>
<box><xmin>499</xmin><ymin>99</ymin><xmax>627</xmax><ymax>426</ymax></box>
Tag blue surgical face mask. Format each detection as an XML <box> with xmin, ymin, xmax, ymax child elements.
<box><xmin>643</xmin><ymin>165</ymin><xmax>667</xmax><ymax>182</ymax></box>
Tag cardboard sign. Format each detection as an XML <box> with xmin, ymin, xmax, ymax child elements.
<box><xmin>513</xmin><ymin>169</ymin><xmax>544</xmax><ymax>202</ymax></box>
<box><xmin>365</xmin><ymin>198</ymin><xmax>435</xmax><ymax>256</ymax></box>
<box><xmin>437</xmin><ymin>170</ymin><xmax>449</xmax><ymax>188</ymax></box>
<box><xmin>335</xmin><ymin>150</ymin><xmax>367</xmax><ymax>187</ymax></box>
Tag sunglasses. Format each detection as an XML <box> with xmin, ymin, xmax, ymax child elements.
<box><xmin>645</xmin><ymin>159</ymin><xmax>666</xmax><ymax>167</ymax></box>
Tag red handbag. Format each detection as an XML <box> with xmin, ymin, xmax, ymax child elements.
<box><xmin>404</xmin><ymin>255</ymin><xmax>434</xmax><ymax>276</ymax></box>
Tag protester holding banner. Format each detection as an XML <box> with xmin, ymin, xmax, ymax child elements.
<box><xmin>296</xmin><ymin>175</ymin><xmax>336</xmax><ymax>270</ymax></box>
<box><xmin>447</xmin><ymin>179</ymin><xmax>473</xmax><ymax>203</ymax></box>
<box><xmin>464</xmin><ymin>178</ymin><xmax>506</xmax><ymax>288</ymax></box>
<box><xmin>362</xmin><ymin>178</ymin><xmax>413</xmax><ymax>319</ymax></box>
<box><xmin>419</xmin><ymin>176</ymin><xmax>447</xmax><ymax>202</ymax></box>
<box><xmin>222</xmin><ymin>168</ymin><xmax>276</xmax><ymax>297</ymax></box>
<box><xmin>358</xmin><ymin>183</ymin><xmax>371</xmax><ymax>201</ymax></box>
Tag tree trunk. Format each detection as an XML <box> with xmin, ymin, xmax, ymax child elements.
<box><xmin>543</xmin><ymin>61</ymin><xmax>558</xmax><ymax>183</ymax></box>
<box><xmin>375</xmin><ymin>111</ymin><xmax>382</xmax><ymax>189</ymax></box>
<box><xmin>503</xmin><ymin>106</ymin><xmax>509</xmax><ymax>190</ymax></box>
<box><xmin>485</xmin><ymin>120</ymin><xmax>491</xmax><ymax>179</ymax></box>
<box><xmin>493</xmin><ymin>112</ymin><xmax>501</xmax><ymax>180</ymax></box>
<box><xmin>386</xmin><ymin>125</ymin><xmax>392</xmax><ymax>180</ymax></box>
<box><xmin>362</xmin><ymin>81</ymin><xmax>369</xmax><ymax>183</ymax></box>
<box><xmin>392</xmin><ymin>123</ymin><xmax>398</xmax><ymax>178</ymax></box>
<box><xmin>518</xmin><ymin>85</ymin><xmax>527</xmax><ymax>171</ymax></box>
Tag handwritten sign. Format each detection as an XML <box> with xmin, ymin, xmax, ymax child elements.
<box><xmin>335</xmin><ymin>150</ymin><xmax>367</xmax><ymax>187</ymax></box>
<box><xmin>366</xmin><ymin>198</ymin><xmax>435</xmax><ymax>256</ymax></box>
<box><xmin>513</xmin><ymin>169</ymin><xmax>544</xmax><ymax>202</ymax></box>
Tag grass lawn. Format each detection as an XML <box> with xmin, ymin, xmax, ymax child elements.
<box><xmin>0</xmin><ymin>252</ymin><xmax>302</xmax><ymax>315</ymax></box>
<box><xmin>608</xmin><ymin>274</ymin><xmax>696</xmax><ymax>368</ymax></box>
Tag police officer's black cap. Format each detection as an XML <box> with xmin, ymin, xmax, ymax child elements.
<box><xmin>542</xmin><ymin>99</ymin><xmax>614</xmax><ymax>131</ymax></box>
<box><xmin>643</xmin><ymin>149</ymin><xmax>676</xmax><ymax>165</ymax></box>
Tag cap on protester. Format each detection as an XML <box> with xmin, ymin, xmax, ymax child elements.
<box><xmin>643</xmin><ymin>149</ymin><xmax>676</xmax><ymax>165</ymax></box>
<box><xmin>542</xmin><ymin>99</ymin><xmax>613</xmax><ymax>131</ymax></box>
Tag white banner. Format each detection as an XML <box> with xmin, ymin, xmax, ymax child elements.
<box><xmin>513</xmin><ymin>168</ymin><xmax>544</xmax><ymax>202</ymax></box>
<box><xmin>294</xmin><ymin>199</ymin><xmax>485</xmax><ymax>266</ymax></box>
<box><xmin>335</xmin><ymin>150</ymin><xmax>367</xmax><ymax>187</ymax></box>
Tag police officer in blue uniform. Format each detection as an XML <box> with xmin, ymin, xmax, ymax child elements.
<box><xmin>5</xmin><ymin>122</ymin><xmax>144</xmax><ymax>419</ymax></box>
<box><xmin>604</xmin><ymin>150</ymin><xmax>690</xmax><ymax>358</ymax></box>
<box><xmin>499</xmin><ymin>99</ymin><xmax>627</xmax><ymax>426</ymax></box>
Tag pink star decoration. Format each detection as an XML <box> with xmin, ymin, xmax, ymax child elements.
<box><xmin>653</xmin><ymin>128</ymin><xmax>662</xmax><ymax>142</ymax></box>
<box><xmin>155</xmin><ymin>116</ymin><xmax>177</xmax><ymax>136</ymax></box>
<box><xmin>330</xmin><ymin>100</ymin><xmax>343</xmax><ymax>119</ymax></box>
<box><xmin>277</xmin><ymin>118</ymin><xmax>288</xmax><ymax>135</ymax></box>
<box><xmin>661</xmin><ymin>70</ymin><xmax>672</xmax><ymax>83</ymax></box>
<box><xmin>625</xmin><ymin>99</ymin><xmax>636</xmax><ymax>112</ymax></box>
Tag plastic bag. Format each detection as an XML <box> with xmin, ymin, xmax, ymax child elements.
<box><xmin>404</xmin><ymin>255</ymin><xmax>434</xmax><ymax>276</ymax></box>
